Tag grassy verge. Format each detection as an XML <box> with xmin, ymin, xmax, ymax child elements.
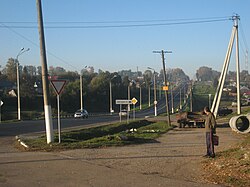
<box><xmin>202</xmin><ymin>133</ymin><xmax>250</xmax><ymax>187</ymax></box>
<box><xmin>21</xmin><ymin>120</ymin><xmax>172</xmax><ymax>151</ymax></box>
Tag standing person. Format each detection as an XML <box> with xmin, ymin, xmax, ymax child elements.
<box><xmin>203</xmin><ymin>106</ymin><xmax>216</xmax><ymax>158</ymax></box>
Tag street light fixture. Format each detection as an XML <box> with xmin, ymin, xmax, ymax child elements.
<box><xmin>80</xmin><ymin>66</ymin><xmax>87</xmax><ymax>110</ymax></box>
<box><xmin>127</xmin><ymin>79</ymin><xmax>134</xmax><ymax>112</ymax></box>
<box><xmin>110</xmin><ymin>75</ymin><xmax>117</xmax><ymax>115</ymax></box>
<box><xmin>139</xmin><ymin>82</ymin><xmax>145</xmax><ymax>110</ymax></box>
<box><xmin>16</xmin><ymin>47</ymin><xmax>30</xmax><ymax>120</ymax></box>
<box><xmin>148</xmin><ymin>67</ymin><xmax>157</xmax><ymax>116</ymax></box>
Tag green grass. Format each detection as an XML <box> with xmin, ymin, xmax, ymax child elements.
<box><xmin>22</xmin><ymin>120</ymin><xmax>172</xmax><ymax>151</ymax></box>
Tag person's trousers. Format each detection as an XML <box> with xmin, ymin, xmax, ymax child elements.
<box><xmin>206</xmin><ymin>131</ymin><xmax>215</xmax><ymax>156</ymax></box>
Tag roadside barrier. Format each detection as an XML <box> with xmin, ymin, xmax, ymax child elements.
<box><xmin>229</xmin><ymin>115</ymin><xmax>250</xmax><ymax>134</ymax></box>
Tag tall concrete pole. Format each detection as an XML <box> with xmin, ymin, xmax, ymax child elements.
<box><xmin>80</xmin><ymin>74</ymin><xmax>83</xmax><ymax>110</ymax></box>
<box><xmin>128</xmin><ymin>84</ymin><xmax>130</xmax><ymax>111</ymax></box>
<box><xmin>16</xmin><ymin>48</ymin><xmax>29</xmax><ymax>121</ymax></box>
<box><xmin>148</xmin><ymin>67</ymin><xmax>157</xmax><ymax>116</ymax></box>
<box><xmin>36</xmin><ymin>0</ymin><xmax>54</xmax><ymax>144</ymax></box>
<box><xmin>109</xmin><ymin>75</ymin><xmax>117</xmax><ymax>115</ymax></box>
<box><xmin>153</xmin><ymin>71</ymin><xmax>157</xmax><ymax>116</ymax></box>
<box><xmin>234</xmin><ymin>15</ymin><xmax>241</xmax><ymax>114</ymax></box>
<box><xmin>190</xmin><ymin>83</ymin><xmax>193</xmax><ymax>112</ymax></box>
<box><xmin>171</xmin><ymin>84</ymin><xmax>174</xmax><ymax>113</ymax></box>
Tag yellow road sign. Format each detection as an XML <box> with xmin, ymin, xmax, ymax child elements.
<box><xmin>162</xmin><ymin>86</ymin><xmax>169</xmax><ymax>91</ymax></box>
<box><xmin>131</xmin><ymin>97</ymin><xmax>138</xmax><ymax>105</ymax></box>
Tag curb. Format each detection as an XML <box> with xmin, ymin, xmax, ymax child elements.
<box><xmin>15</xmin><ymin>136</ymin><xmax>29</xmax><ymax>148</ymax></box>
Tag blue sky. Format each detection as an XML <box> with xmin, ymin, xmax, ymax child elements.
<box><xmin>0</xmin><ymin>0</ymin><xmax>249</xmax><ymax>78</ymax></box>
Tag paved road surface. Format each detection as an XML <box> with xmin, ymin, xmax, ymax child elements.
<box><xmin>0</xmin><ymin>119</ymin><xmax>243</xmax><ymax>187</ymax></box>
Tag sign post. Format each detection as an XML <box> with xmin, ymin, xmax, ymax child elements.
<box><xmin>50</xmin><ymin>80</ymin><xmax>67</xmax><ymax>143</ymax></box>
<box><xmin>131</xmin><ymin>97</ymin><xmax>138</xmax><ymax>120</ymax></box>
<box><xmin>116</xmin><ymin>99</ymin><xmax>132</xmax><ymax>123</ymax></box>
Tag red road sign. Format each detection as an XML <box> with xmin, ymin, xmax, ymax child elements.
<box><xmin>50</xmin><ymin>80</ymin><xmax>67</xmax><ymax>95</ymax></box>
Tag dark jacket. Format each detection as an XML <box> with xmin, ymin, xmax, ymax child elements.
<box><xmin>205</xmin><ymin>112</ymin><xmax>216</xmax><ymax>133</ymax></box>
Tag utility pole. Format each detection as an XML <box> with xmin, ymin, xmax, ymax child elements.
<box><xmin>190</xmin><ymin>83</ymin><xmax>193</xmax><ymax>112</ymax></box>
<box><xmin>179</xmin><ymin>88</ymin><xmax>182</xmax><ymax>110</ymax></box>
<box><xmin>211</xmin><ymin>14</ymin><xmax>241</xmax><ymax>117</ymax></box>
<box><xmin>153</xmin><ymin>50</ymin><xmax>172</xmax><ymax>125</ymax></box>
<box><xmin>246</xmin><ymin>50</ymin><xmax>248</xmax><ymax>73</ymax></box>
<box><xmin>36</xmin><ymin>0</ymin><xmax>54</xmax><ymax>144</ymax></box>
<box><xmin>16</xmin><ymin>47</ymin><xmax>30</xmax><ymax>121</ymax></box>
<box><xmin>234</xmin><ymin>15</ymin><xmax>241</xmax><ymax>115</ymax></box>
<box><xmin>171</xmin><ymin>84</ymin><xmax>174</xmax><ymax>114</ymax></box>
<box><xmin>148</xmin><ymin>67</ymin><xmax>157</xmax><ymax>116</ymax></box>
<box><xmin>80</xmin><ymin>74</ymin><xmax>83</xmax><ymax>110</ymax></box>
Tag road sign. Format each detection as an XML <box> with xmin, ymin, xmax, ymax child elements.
<box><xmin>50</xmin><ymin>80</ymin><xmax>67</xmax><ymax>95</ymax></box>
<box><xmin>162</xmin><ymin>86</ymin><xmax>169</xmax><ymax>91</ymax></box>
<box><xmin>131</xmin><ymin>97</ymin><xmax>138</xmax><ymax>105</ymax></box>
<box><xmin>116</xmin><ymin>99</ymin><xmax>132</xmax><ymax>105</ymax></box>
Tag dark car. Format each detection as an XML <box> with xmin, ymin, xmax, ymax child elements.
<box><xmin>74</xmin><ymin>109</ymin><xmax>89</xmax><ymax>118</ymax></box>
<box><xmin>217</xmin><ymin>107</ymin><xmax>233</xmax><ymax>116</ymax></box>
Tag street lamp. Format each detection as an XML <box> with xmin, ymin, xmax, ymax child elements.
<box><xmin>208</xmin><ymin>94</ymin><xmax>212</xmax><ymax>109</ymax></box>
<box><xmin>80</xmin><ymin>66</ymin><xmax>87</xmax><ymax>110</ymax></box>
<box><xmin>16</xmin><ymin>47</ymin><xmax>30</xmax><ymax>120</ymax></box>
<box><xmin>148</xmin><ymin>67</ymin><xmax>157</xmax><ymax>116</ymax></box>
<box><xmin>170</xmin><ymin>83</ymin><xmax>174</xmax><ymax>114</ymax></box>
<box><xmin>127</xmin><ymin>79</ymin><xmax>134</xmax><ymax>112</ymax></box>
<box><xmin>110</xmin><ymin>75</ymin><xmax>117</xmax><ymax>115</ymax></box>
<box><xmin>139</xmin><ymin>82</ymin><xmax>145</xmax><ymax>110</ymax></box>
<box><xmin>179</xmin><ymin>88</ymin><xmax>182</xmax><ymax>110</ymax></box>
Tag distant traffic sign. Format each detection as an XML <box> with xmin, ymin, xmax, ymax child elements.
<box><xmin>131</xmin><ymin>97</ymin><xmax>138</xmax><ymax>105</ymax></box>
<box><xmin>50</xmin><ymin>80</ymin><xmax>67</xmax><ymax>95</ymax></box>
<box><xmin>162</xmin><ymin>86</ymin><xmax>169</xmax><ymax>91</ymax></box>
<box><xmin>116</xmin><ymin>99</ymin><xmax>132</xmax><ymax>105</ymax></box>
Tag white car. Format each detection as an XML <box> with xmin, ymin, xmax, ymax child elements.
<box><xmin>119</xmin><ymin>109</ymin><xmax>129</xmax><ymax>117</ymax></box>
<box><xmin>74</xmin><ymin>109</ymin><xmax>89</xmax><ymax>118</ymax></box>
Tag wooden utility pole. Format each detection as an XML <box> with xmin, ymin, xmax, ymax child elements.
<box><xmin>36</xmin><ymin>0</ymin><xmax>54</xmax><ymax>144</ymax></box>
<box><xmin>153</xmin><ymin>50</ymin><xmax>172</xmax><ymax>125</ymax></box>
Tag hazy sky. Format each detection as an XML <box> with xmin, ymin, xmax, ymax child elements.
<box><xmin>0</xmin><ymin>0</ymin><xmax>249</xmax><ymax>78</ymax></box>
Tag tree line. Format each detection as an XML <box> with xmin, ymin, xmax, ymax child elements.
<box><xmin>0</xmin><ymin>58</ymin><xmax>190</xmax><ymax>119</ymax></box>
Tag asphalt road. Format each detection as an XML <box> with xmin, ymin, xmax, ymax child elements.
<box><xmin>0</xmin><ymin>119</ymin><xmax>242</xmax><ymax>187</ymax></box>
<box><xmin>0</xmin><ymin>96</ymin><xmax>174</xmax><ymax>137</ymax></box>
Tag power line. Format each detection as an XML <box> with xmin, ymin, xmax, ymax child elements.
<box><xmin>0</xmin><ymin>22</ymin><xmax>79</xmax><ymax>71</ymax></box>
<box><xmin>239</xmin><ymin>21</ymin><xmax>249</xmax><ymax>51</ymax></box>
<box><xmin>0</xmin><ymin>16</ymin><xmax>231</xmax><ymax>24</ymax></box>
<box><xmin>0</xmin><ymin>17</ymin><xmax>230</xmax><ymax>29</ymax></box>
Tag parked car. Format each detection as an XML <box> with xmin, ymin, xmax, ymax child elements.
<box><xmin>217</xmin><ymin>107</ymin><xmax>233</xmax><ymax>116</ymax></box>
<box><xmin>74</xmin><ymin>109</ymin><xmax>88</xmax><ymax>118</ymax></box>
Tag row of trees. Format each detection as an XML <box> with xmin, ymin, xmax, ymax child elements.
<box><xmin>0</xmin><ymin>58</ymin><xmax>190</xmax><ymax>116</ymax></box>
<box><xmin>196</xmin><ymin>66</ymin><xmax>250</xmax><ymax>87</ymax></box>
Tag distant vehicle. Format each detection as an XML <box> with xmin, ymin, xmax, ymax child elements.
<box><xmin>217</xmin><ymin>107</ymin><xmax>233</xmax><ymax>116</ymax></box>
<box><xmin>231</xmin><ymin>101</ymin><xmax>237</xmax><ymax>107</ymax></box>
<box><xmin>74</xmin><ymin>109</ymin><xmax>88</xmax><ymax>118</ymax></box>
<box><xmin>176</xmin><ymin>111</ymin><xmax>205</xmax><ymax>128</ymax></box>
<box><xmin>232</xmin><ymin>101</ymin><xmax>245</xmax><ymax>107</ymax></box>
<box><xmin>242</xmin><ymin>99</ymin><xmax>250</xmax><ymax>106</ymax></box>
<box><xmin>119</xmin><ymin>109</ymin><xmax>129</xmax><ymax>117</ymax></box>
